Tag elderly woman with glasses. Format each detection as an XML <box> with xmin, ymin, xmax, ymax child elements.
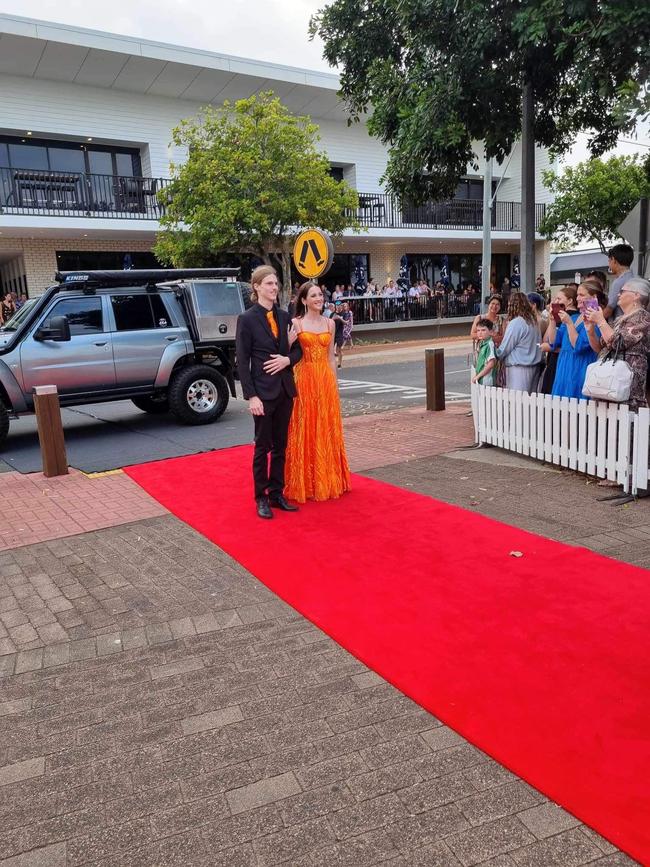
<box><xmin>584</xmin><ymin>276</ymin><xmax>650</xmax><ymax>410</ymax></box>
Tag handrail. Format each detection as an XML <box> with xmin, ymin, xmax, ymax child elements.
<box><xmin>329</xmin><ymin>294</ymin><xmax>480</xmax><ymax>323</ymax></box>
<box><xmin>0</xmin><ymin>166</ymin><xmax>546</xmax><ymax>230</ymax></box>
<box><xmin>351</xmin><ymin>193</ymin><xmax>546</xmax><ymax>231</ymax></box>
<box><xmin>0</xmin><ymin>167</ymin><xmax>171</xmax><ymax>220</ymax></box>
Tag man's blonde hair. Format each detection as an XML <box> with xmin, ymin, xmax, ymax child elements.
<box><xmin>250</xmin><ymin>265</ymin><xmax>277</xmax><ymax>302</ymax></box>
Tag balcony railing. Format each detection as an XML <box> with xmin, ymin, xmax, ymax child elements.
<box><xmin>0</xmin><ymin>167</ymin><xmax>171</xmax><ymax>220</ymax></box>
<box><xmin>353</xmin><ymin>193</ymin><xmax>546</xmax><ymax>231</ymax></box>
<box><xmin>341</xmin><ymin>294</ymin><xmax>481</xmax><ymax>324</ymax></box>
<box><xmin>0</xmin><ymin>167</ymin><xmax>545</xmax><ymax>231</ymax></box>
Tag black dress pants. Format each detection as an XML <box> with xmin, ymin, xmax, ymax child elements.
<box><xmin>252</xmin><ymin>392</ymin><xmax>294</xmax><ymax>499</ymax></box>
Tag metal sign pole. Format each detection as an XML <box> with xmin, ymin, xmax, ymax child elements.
<box><xmin>481</xmin><ymin>152</ymin><xmax>493</xmax><ymax>313</ymax></box>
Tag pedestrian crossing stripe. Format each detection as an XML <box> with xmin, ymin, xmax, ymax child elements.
<box><xmin>337</xmin><ymin>379</ymin><xmax>469</xmax><ymax>402</ymax></box>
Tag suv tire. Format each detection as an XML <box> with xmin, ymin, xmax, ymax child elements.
<box><xmin>132</xmin><ymin>395</ymin><xmax>169</xmax><ymax>415</ymax></box>
<box><xmin>0</xmin><ymin>402</ymin><xmax>9</xmax><ymax>449</ymax></box>
<box><xmin>168</xmin><ymin>365</ymin><xmax>229</xmax><ymax>425</ymax></box>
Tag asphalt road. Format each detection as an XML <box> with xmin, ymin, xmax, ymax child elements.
<box><xmin>0</xmin><ymin>352</ymin><xmax>472</xmax><ymax>474</ymax></box>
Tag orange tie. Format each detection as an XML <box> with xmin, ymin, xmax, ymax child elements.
<box><xmin>266</xmin><ymin>310</ymin><xmax>279</xmax><ymax>339</ymax></box>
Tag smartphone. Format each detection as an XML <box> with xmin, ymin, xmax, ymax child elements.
<box><xmin>583</xmin><ymin>297</ymin><xmax>599</xmax><ymax>312</ymax></box>
<box><xmin>551</xmin><ymin>302</ymin><xmax>565</xmax><ymax>324</ymax></box>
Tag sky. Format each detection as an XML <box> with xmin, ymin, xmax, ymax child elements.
<box><xmin>0</xmin><ymin>0</ymin><xmax>333</xmax><ymax>71</ymax></box>
<box><xmin>2</xmin><ymin>0</ymin><xmax>648</xmax><ymax>165</ymax></box>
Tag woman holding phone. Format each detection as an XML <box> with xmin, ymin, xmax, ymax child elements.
<box><xmin>546</xmin><ymin>282</ymin><xmax>603</xmax><ymax>399</ymax></box>
<box><xmin>584</xmin><ymin>276</ymin><xmax>650</xmax><ymax>410</ymax></box>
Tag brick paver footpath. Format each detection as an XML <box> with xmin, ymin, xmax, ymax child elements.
<box><xmin>0</xmin><ymin>406</ymin><xmax>644</xmax><ymax>865</ymax></box>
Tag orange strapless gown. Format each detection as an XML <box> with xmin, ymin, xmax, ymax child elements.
<box><xmin>284</xmin><ymin>330</ymin><xmax>351</xmax><ymax>503</ymax></box>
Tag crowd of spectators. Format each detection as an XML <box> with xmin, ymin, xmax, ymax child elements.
<box><xmin>471</xmin><ymin>244</ymin><xmax>650</xmax><ymax>412</ymax></box>
<box><xmin>287</xmin><ymin>276</ymin><xmax>492</xmax><ymax>328</ymax></box>
<box><xmin>0</xmin><ymin>290</ymin><xmax>28</xmax><ymax>326</ymax></box>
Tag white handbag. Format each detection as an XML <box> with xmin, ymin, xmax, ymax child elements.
<box><xmin>582</xmin><ymin>342</ymin><xmax>633</xmax><ymax>403</ymax></box>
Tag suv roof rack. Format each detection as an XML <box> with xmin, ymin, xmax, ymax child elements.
<box><xmin>55</xmin><ymin>268</ymin><xmax>240</xmax><ymax>290</ymax></box>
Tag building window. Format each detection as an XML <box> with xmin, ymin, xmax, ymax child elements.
<box><xmin>56</xmin><ymin>251</ymin><xmax>160</xmax><ymax>272</ymax></box>
<box><xmin>0</xmin><ymin>135</ymin><xmax>141</xmax><ymax>177</ymax></box>
<box><xmin>454</xmin><ymin>178</ymin><xmax>499</xmax><ymax>201</ymax></box>
<box><xmin>404</xmin><ymin>253</ymin><xmax>511</xmax><ymax>292</ymax></box>
<box><xmin>300</xmin><ymin>254</ymin><xmax>370</xmax><ymax>291</ymax></box>
<box><xmin>328</xmin><ymin>166</ymin><xmax>345</xmax><ymax>183</ymax></box>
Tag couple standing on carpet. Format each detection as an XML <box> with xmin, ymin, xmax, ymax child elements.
<box><xmin>235</xmin><ymin>265</ymin><xmax>351</xmax><ymax>519</ymax></box>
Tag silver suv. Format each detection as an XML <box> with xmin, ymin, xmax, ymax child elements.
<box><xmin>0</xmin><ymin>268</ymin><xmax>250</xmax><ymax>448</ymax></box>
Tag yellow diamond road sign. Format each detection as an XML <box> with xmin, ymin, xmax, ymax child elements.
<box><xmin>292</xmin><ymin>229</ymin><xmax>334</xmax><ymax>279</ymax></box>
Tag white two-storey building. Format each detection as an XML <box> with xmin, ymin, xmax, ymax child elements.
<box><xmin>0</xmin><ymin>14</ymin><xmax>553</xmax><ymax>300</ymax></box>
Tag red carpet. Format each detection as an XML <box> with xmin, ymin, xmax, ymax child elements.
<box><xmin>125</xmin><ymin>446</ymin><xmax>650</xmax><ymax>864</ymax></box>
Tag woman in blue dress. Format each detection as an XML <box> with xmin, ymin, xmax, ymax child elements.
<box><xmin>546</xmin><ymin>282</ymin><xmax>604</xmax><ymax>399</ymax></box>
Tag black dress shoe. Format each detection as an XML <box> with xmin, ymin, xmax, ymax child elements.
<box><xmin>256</xmin><ymin>497</ymin><xmax>273</xmax><ymax>519</ymax></box>
<box><xmin>269</xmin><ymin>494</ymin><xmax>299</xmax><ymax>512</ymax></box>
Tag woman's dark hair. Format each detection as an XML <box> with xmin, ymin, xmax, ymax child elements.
<box><xmin>487</xmin><ymin>294</ymin><xmax>502</xmax><ymax>311</ymax></box>
<box><xmin>507</xmin><ymin>292</ymin><xmax>537</xmax><ymax>325</ymax></box>
<box><xmin>294</xmin><ymin>280</ymin><xmax>320</xmax><ymax>317</ymax></box>
<box><xmin>527</xmin><ymin>292</ymin><xmax>545</xmax><ymax>312</ymax></box>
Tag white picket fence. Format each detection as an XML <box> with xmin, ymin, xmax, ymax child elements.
<box><xmin>470</xmin><ymin>383</ymin><xmax>650</xmax><ymax>495</ymax></box>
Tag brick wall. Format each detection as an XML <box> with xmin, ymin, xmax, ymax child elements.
<box><xmin>366</xmin><ymin>249</ymin><xmax>403</xmax><ymax>285</ymax></box>
<box><xmin>0</xmin><ymin>238</ymin><xmax>155</xmax><ymax>296</ymax></box>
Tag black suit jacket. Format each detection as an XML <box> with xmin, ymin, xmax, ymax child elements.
<box><xmin>235</xmin><ymin>304</ymin><xmax>302</xmax><ymax>401</ymax></box>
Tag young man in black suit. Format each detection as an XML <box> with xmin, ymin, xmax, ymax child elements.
<box><xmin>236</xmin><ymin>265</ymin><xmax>302</xmax><ymax>519</ymax></box>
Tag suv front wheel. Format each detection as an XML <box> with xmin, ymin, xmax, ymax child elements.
<box><xmin>0</xmin><ymin>402</ymin><xmax>9</xmax><ymax>449</ymax></box>
<box><xmin>168</xmin><ymin>364</ymin><xmax>229</xmax><ymax>425</ymax></box>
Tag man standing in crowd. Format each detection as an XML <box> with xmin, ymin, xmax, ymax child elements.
<box><xmin>603</xmin><ymin>244</ymin><xmax>634</xmax><ymax>321</ymax></box>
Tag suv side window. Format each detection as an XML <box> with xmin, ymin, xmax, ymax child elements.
<box><xmin>111</xmin><ymin>294</ymin><xmax>172</xmax><ymax>331</ymax></box>
<box><xmin>41</xmin><ymin>297</ymin><xmax>104</xmax><ymax>335</ymax></box>
<box><xmin>111</xmin><ymin>295</ymin><xmax>154</xmax><ymax>331</ymax></box>
<box><xmin>150</xmin><ymin>294</ymin><xmax>172</xmax><ymax>328</ymax></box>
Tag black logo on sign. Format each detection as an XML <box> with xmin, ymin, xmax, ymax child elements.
<box><xmin>298</xmin><ymin>238</ymin><xmax>325</xmax><ymax>269</ymax></box>
<box><xmin>219</xmin><ymin>324</ymin><xmax>227</xmax><ymax>334</ymax></box>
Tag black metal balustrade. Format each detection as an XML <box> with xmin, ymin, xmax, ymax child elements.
<box><xmin>353</xmin><ymin>193</ymin><xmax>546</xmax><ymax>231</ymax></box>
<box><xmin>0</xmin><ymin>168</ymin><xmax>545</xmax><ymax>231</ymax></box>
<box><xmin>340</xmin><ymin>294</ymin><xmax>480</xmax><ymax>325</ymax></box>
<box><xmin>0</xmin><ymin>167</ymin><xmax>171</xmax><ymax>220</ymax></box>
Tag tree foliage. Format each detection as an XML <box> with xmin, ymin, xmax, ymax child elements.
<box><xmin>310</xmin><ymin>0</ymin><xmax>650</xmax><ymax>203</ymax></box>
<box><xmin>540</xmin><ymin>156</ymin><xmax>650</xmax><ymax>253</ymax></box>
<box><xmin>155</xmin><ymin>92</ymin><xmax>360</xmax><ymax>293</ymax></box>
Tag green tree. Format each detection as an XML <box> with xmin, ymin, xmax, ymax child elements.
<box><xmin>155</xmin><ymin>92</ymin><xmax>360</xmax><ymax>295</ymax></box>
<box><xmin>540</xmin><ymin>156</ymin><xmax>650</xmax><ymax>253</ymax></box>
<box><xmin>309</xmin><ymin>0</ymin><xmax>650</xmax><ymax>204</ymax></box>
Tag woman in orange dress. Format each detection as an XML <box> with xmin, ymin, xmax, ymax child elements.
<box><xmin>284</xmin><ymin>281</ymin><xmax>351</xmax><ymax>503</ymax></box>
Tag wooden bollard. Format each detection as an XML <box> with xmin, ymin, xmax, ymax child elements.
<box><xmin>33</xmin><ymin>385</ymin><xmax>68</xmax><ymax>477</ymax></box>
<box><xmin>425</xmin><ymin>348</ymin><xmax>445</xmax><ymax>412</ymax></box>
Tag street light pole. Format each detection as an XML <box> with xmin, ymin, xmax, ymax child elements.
<box><xmin>481</xmin><ymin>151</ymin><xmax>493</xmax><ymax>313</ymax></box>
<box><xmin>520</xmin><ymin>82</ymin><xmax>536</xmax><ymax>294</ymax></box>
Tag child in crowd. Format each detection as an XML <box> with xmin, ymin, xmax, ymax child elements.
<box><xmin>471</xmin><ymin>318</ymin><xmax>497</xmax><ymax>386</ymax></box>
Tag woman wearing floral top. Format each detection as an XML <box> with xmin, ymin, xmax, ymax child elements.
<box><xmin>584</xmin><ymin>276</ymin><xmax>650</xmax><ymax>410</ymax></box>
<box><xmin>470</xmin><ymin>295</ymin><xmax>506</xmax><ymax>385</ymax></box>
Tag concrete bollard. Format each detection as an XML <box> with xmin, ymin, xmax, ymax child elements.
<box><xmin>33</xmin><ymin>385</ymin><xmax>69</xmax><ymax>477</ymax></box>
<box><xmin>425</xmin><ymin>348</ymin><xmax>445</xmax><ymax>412</ymax></box>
